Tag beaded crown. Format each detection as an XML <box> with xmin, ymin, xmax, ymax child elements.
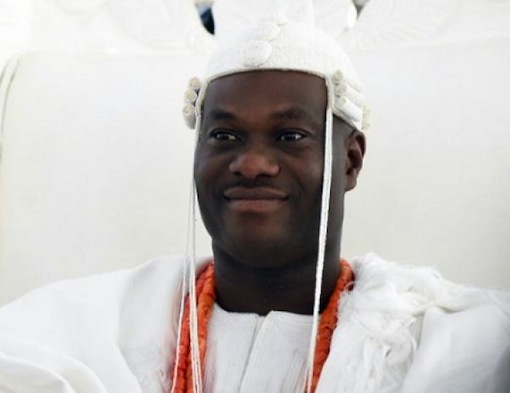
<box><xmin>182</xmin><ymin>14</ymin><xmax>370</xmax><ymax>133</ymax></box>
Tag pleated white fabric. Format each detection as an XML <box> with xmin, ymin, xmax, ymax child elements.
<box><xmin>0</xmin><ymin>254</ymin><xmax>508</xmax><ymax>393</ymax></box>
<box><xmin>204</xmin><ymin>304</ymin><xmax>312</xmax><ymax>392</ymax></box>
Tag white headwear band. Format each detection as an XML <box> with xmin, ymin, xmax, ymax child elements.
<box><xmin>179</xmin><ymin>14</ymin><xmax>369</xmax><ymax>393</ymax></box>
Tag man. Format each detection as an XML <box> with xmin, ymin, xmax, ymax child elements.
<box><xmin>0</xmin><ymin>16</ymin><xmax>509</xmax><ymax>393</ymax></box>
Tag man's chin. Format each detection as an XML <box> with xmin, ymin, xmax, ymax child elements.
<box><xmin>214</xmin><ymin>232</ymin><xmax>301</xmax><ymax>268</ymax></box>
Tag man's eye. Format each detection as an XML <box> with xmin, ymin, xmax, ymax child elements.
<box><xmin>210</xmin><ymin>130</ymin><xmax>238</xmax><ymax>141</ymax></box>
<box><xmin>278</xmin><ymin>131</ymin><xmax>305</xmax><ymax>142</ymax></box>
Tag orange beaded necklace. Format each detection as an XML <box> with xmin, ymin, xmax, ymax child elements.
<box><xmin>170</xmin><ymin>259</ymin><xmax>353</xmax><ymax>393</ymax></box>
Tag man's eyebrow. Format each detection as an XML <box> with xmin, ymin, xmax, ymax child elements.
<box><xmin>272</xmin><ymin>107</ymin><xmax>322</xmax><ymax>129</ymax></box>
<box><xmin>204</xmin><ymin>107</ymin><xmax>321</xmax><ymax>127</ymax></box>
<box><xmin>271</xmin><ymin>107</ymin><xmax>317</xmax><ymax>122</ymax></box>
<box><xmin>271</xmin><ymin>107</ymin><xmax>311</xmax><ymax>120</ymax></box>
<box><xmin>205</xmin><ymin>108</ymin><xmax>237</xmax><ymax>121</ymax></box>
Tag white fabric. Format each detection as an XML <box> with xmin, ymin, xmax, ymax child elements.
<box><xmin>205</xmin><ymin>304</ymin><xmax>312</xmax><ymax>392</ymax></box>
<box><xmin>340</xmin><ymin>0</ymin><xmax>510</xmax><ymax>50</ymax></box>
<box><xmin>0</xmin><ymin>254</ymin><xmax>508</xmax><ymax>392</ymax></box>
<box><xmin>27</xmin><ymin>0</ymin><xmax>214</xmax><ymax>53</ymax></box>
<box><xmin>340</xmin><ymin>0</ymin><xmax>460</xmax><ymax>50</ymax></box>
<box><xmin>0</xmin><ymin>0</ymin><xmax>31</xmax><ymax>69</ymax></box>
<box><xmin>212</xmin><ymin>0</ymin><xmax>357</xmax><ymax>41</ymax></box>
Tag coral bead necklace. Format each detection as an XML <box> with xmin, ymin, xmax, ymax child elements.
<box><xmin>171</xmin><ymin>259</ymin><xmax>353</xmax><ymax>393</ymax></box>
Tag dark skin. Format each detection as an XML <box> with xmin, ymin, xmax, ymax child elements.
<box><xmin>194</xmin><ymin>70</ymin><xmax>365</xmax><ymax>315</ymax></box>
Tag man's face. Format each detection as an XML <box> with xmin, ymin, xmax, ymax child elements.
<box><xmin>194</xmin><ymin>70</ymin><xmax>351</xmax><ymax>268</ymax></box>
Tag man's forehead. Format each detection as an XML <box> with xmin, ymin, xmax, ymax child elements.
<box><xmin>202</xmin><ymin>70</ymin><xmax>328</xmax><ymax>115</ymax></box>
<box><xmin>203</xmin><ymin>106</ymin><xmax>323</xmax><ymax>130</ymax></box>
<box><xmin>207</xmin><ymin>69</ymin><xmax>326</xmax><ymax>92</ymax></box>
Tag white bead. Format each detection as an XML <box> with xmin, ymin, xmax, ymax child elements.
<box><xmin>184</xmin><ymin>89</ymin><xmax>198</xmax><ymax>104</ymax></box>
<box><xmin>333</xmin><ymin>97</ymin><xmax>362</xmax><ymax>123</ymax></box>
<box><xmin>242</xmin><ymin>40</ymin><xmax>272</xmax><ymax>68</ymax></box>
<box><xmin>331</xmin><ymin>70</ymin><xmax>344</xmax><ymax>85</ymax></box>
<box><xmin>188</xmin><ymin>77</ymin><xmax>201</xmax><ymax>91</ymax></box>
<box><xmin>334</xmin><ymin>82</ymin><xmax>347</xmax><ymax>96</ymax></box>
<box><xmin>183</xmin><ymin>104</ymin><xmax>196</xmax><ymax>129</ymax></box>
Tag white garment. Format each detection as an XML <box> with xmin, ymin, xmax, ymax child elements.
<box><xmin>0</xmin><ymin>254</ymin><xmax>509</xmax><ymax>393</ymax></box>
<box><xmin>205</xmin><ymin>304</ymin><xmax>312</xmax><ymax>392</ymax></box>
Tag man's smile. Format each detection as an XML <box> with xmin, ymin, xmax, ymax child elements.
<box><xmin>223</xmin><ymin>186</ymin><xmax>288</xmax><ymax>213</ymax></box>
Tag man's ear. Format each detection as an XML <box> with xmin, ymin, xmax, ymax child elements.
<box><xmin>344</xmin><ymin>130</ymin><xmax>366</xmax><ymax>191</ymax></box>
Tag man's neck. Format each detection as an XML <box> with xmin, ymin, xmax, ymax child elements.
<box><xmin>212</xmin><ymin>246</ymin><xmax>342</xmax><ymax>316</ymax></box>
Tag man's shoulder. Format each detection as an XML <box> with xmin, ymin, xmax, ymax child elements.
<box><xmin>349</xmin><ymin>253</ymin><xmax>510</xmax><ymax>317</ymax></box>
<box><xmin>0</xmin><ymin>255</ymin><xmax>201</xmax><ymax>392</ymax></box>
<box><xmin>0</xmin><ymin>256</ymin><xmax>188</xmax><ymax>340</ymax></box>
<box><xmin>324</xmin><ymin>253</ymin><xmax>510</xmax><ymax>393</ymax></box>
<box><xmin>0</xmin><ymin>255</ymin><xmax>186</xmax><ymax>314</ymax></box>
<box><xmin>351</xmin><ymin>253</ymin><xmax>509</xmax><ymax>296</ymax></box>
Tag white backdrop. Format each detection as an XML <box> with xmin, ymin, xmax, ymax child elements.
<box><xmin>1</xmin><ymin>0</ymin><xmax>510</xmax><ymax>304</ymax></box>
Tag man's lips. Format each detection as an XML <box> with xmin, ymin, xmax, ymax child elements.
<box><xmin>223</xmin><ymin>187</ymin><xmax>288</xmax><ymax>213</ymax></box>
<box><xmin>224</xmin><ymin>186</ymin><xmax>288</xmax><ymax>200</ymax></box>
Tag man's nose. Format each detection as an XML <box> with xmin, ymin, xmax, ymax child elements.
<box><xmin>229</xmin><ymin>144</ymin><xmax>280</xmax><ymax>179</ymax></box>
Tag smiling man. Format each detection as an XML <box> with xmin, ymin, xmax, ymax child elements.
<box><xmin>185</xmin><ymin>68</ymin><xmax>366</xmax><ymax>391</ymax></box>
<box><xmin>0</xmin><ymin>14</ymin><xmax>509</xmax><ymax>393</ymax></box>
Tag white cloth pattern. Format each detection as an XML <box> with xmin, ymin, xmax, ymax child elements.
<box><xmin>205</xmin><ymin>304</ymin><xmax>312</xmax><ymax>392</ymax></box>
<box><xmin>0</xmin><ymin>253</ymin><xmax>508</xmax><ymax>392</ymax></box>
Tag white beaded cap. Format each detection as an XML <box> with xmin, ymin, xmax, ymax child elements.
<box><xmin>182</xmin><ymin>15</ymin><xmax>370</xmax><ymax>133</ymax></box>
